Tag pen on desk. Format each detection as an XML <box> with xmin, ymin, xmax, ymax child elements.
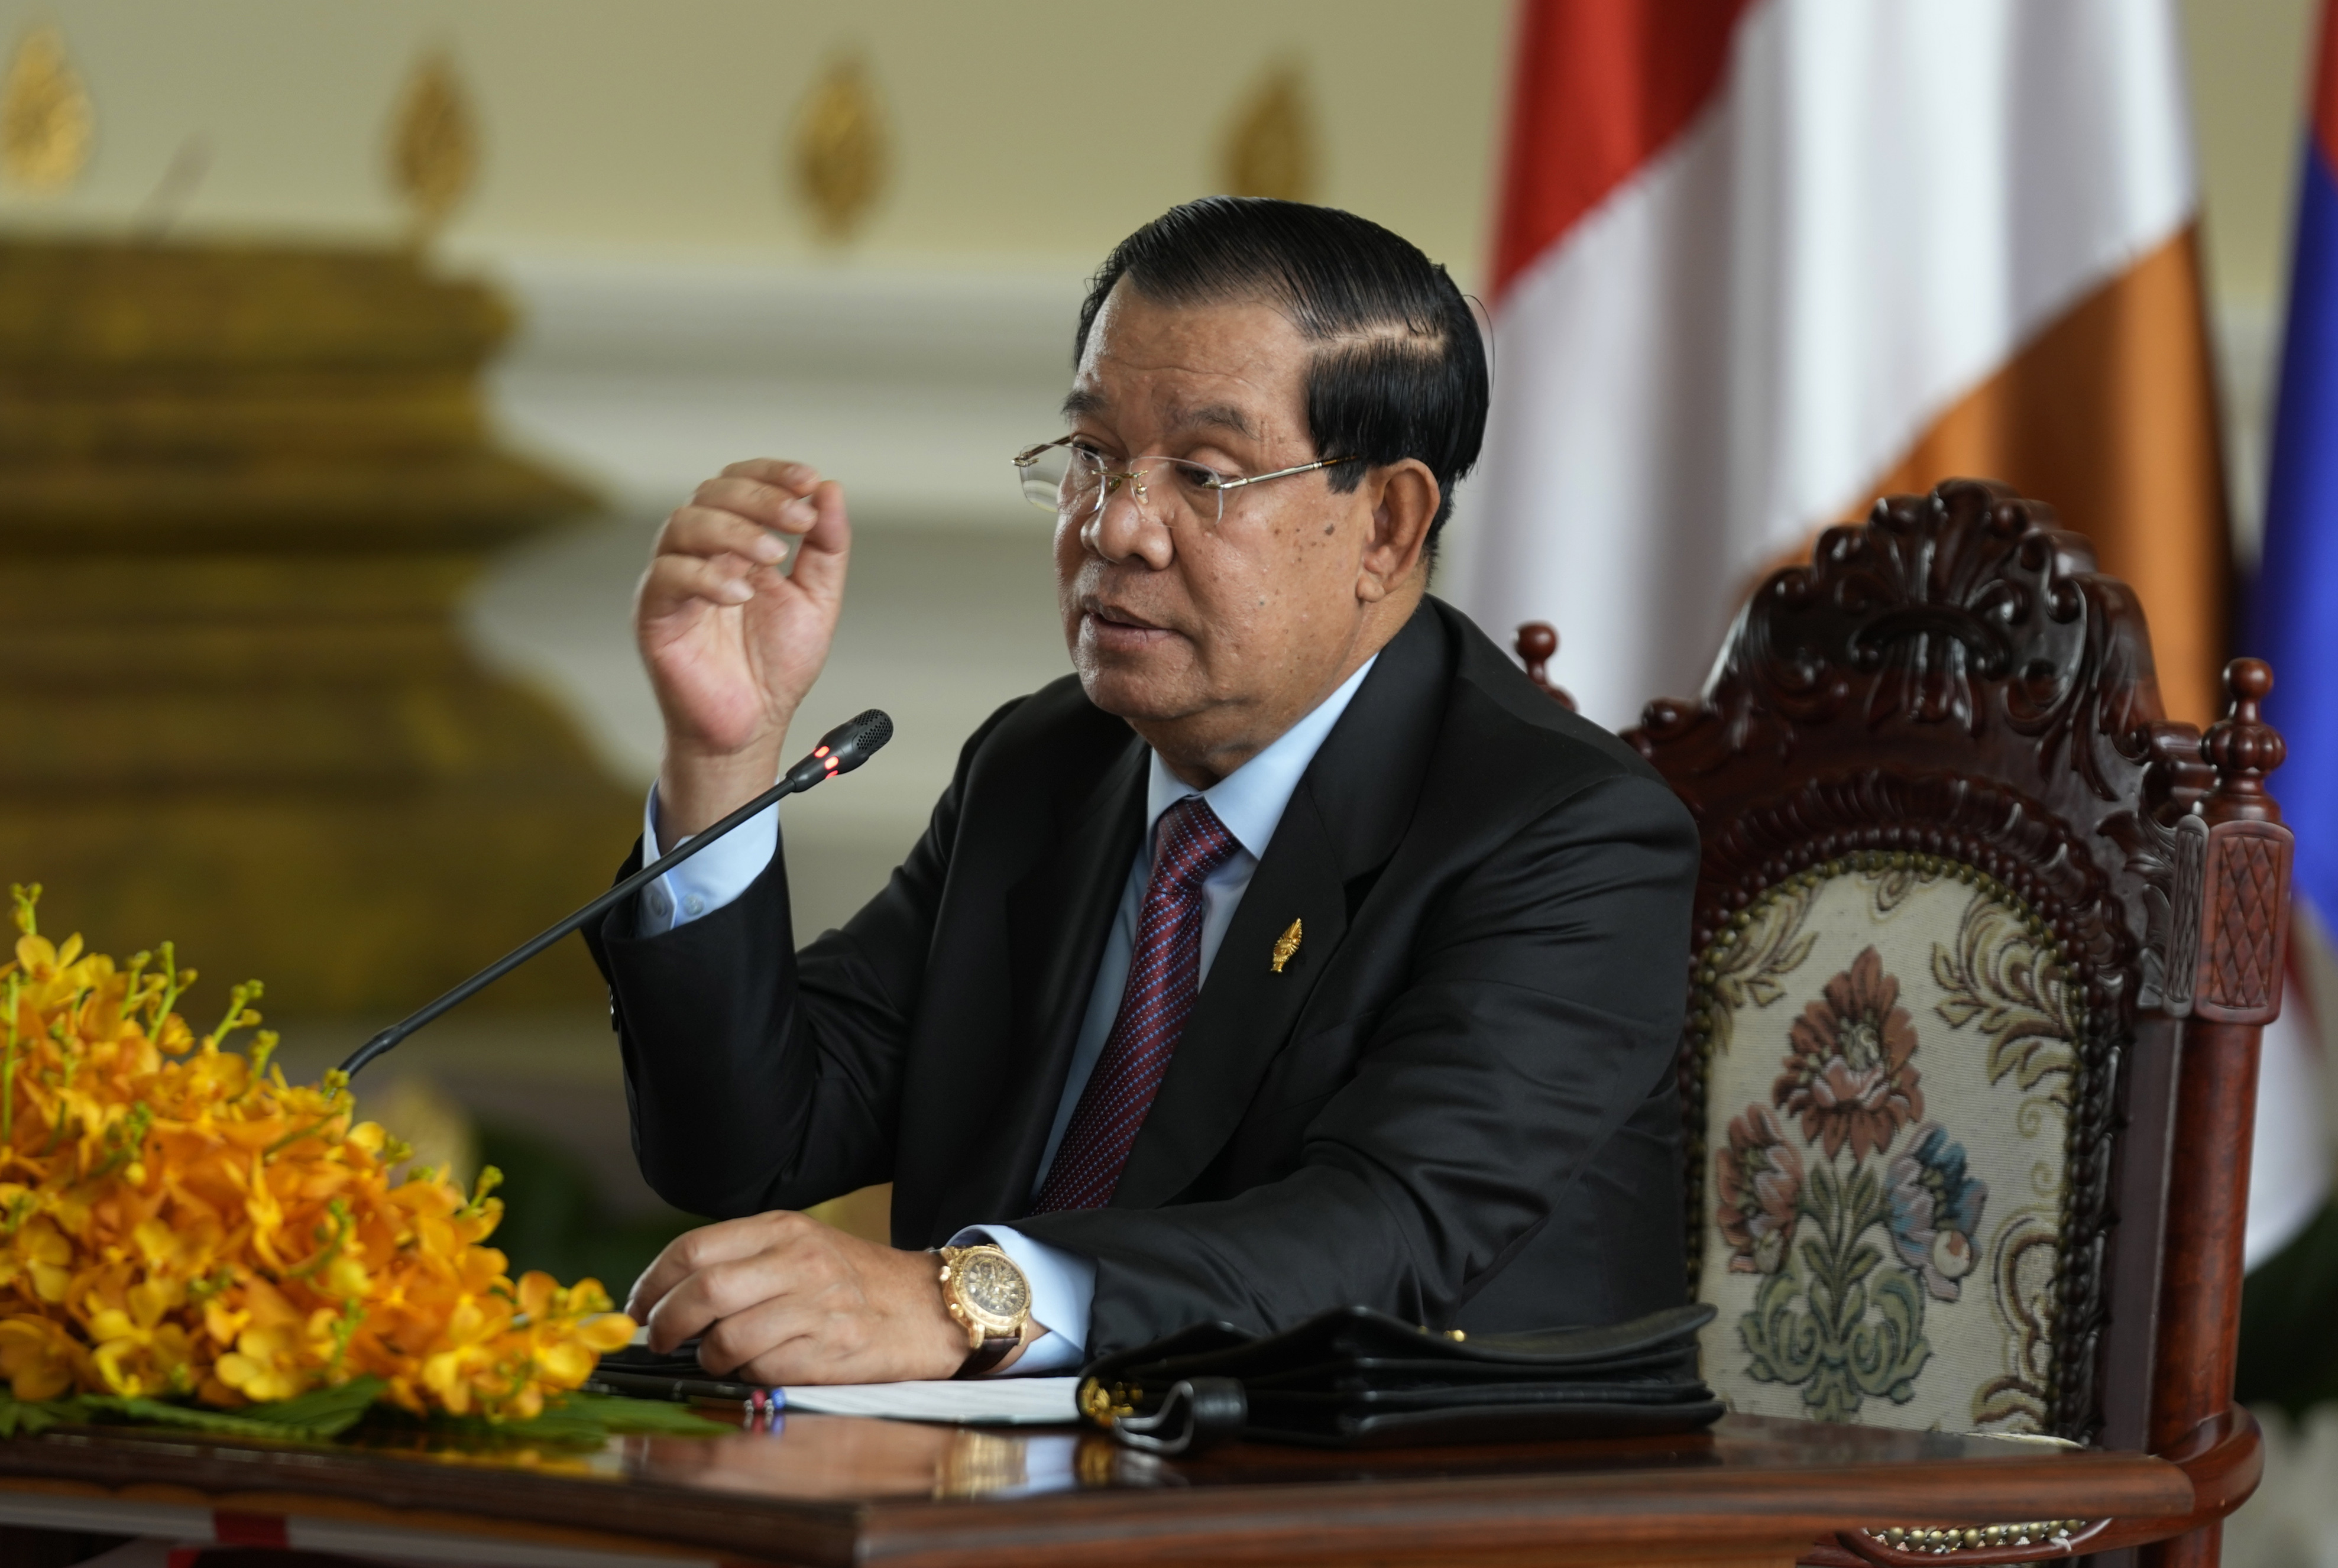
<box><xmin>585</xmin><ymin>1368</ymin><xmax>783</xmax><ymax>1410</ymax></box>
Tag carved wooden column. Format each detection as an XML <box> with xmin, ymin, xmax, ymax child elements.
<box><xmin>0</xmin><ymin>237</ymin><xmax>640</xmax><ymax>1015</ymax></box>
<box><xmin>2144</xmin><ymin>658</ymin><xmax>2294</xmax><ymax>1568</ymax></box>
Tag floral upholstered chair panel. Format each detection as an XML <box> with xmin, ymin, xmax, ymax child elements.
<box><xmin>1692</xmin><ymin>850</ymin><xmax>2081</xmax><ymax>1435</ymax></box>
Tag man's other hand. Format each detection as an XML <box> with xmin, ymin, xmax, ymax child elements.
<box><xmin>637</xmin><ymin>459</ymin><xmax>850</xmax><ymax>841</ymax></box>
<box><xmin>626</xmin><ymin>1212</ymin><xmax>976</xmax><ymax>1385</ymax></box>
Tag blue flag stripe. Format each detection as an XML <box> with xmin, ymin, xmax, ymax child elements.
<box><xmin>2253</xmin><ymin>136</ymin><xmax>2338</xmax><ymax>932</ymax></box>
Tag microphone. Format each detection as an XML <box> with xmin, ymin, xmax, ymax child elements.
<box><xmin>339</xmin><ymin>710</ymin><xmax>893</xmax><ymax>1078</ymax></box>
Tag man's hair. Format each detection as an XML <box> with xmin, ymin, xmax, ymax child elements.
<box><xmin>1072</xmin><ymin>197</ymin><xmax>1489</xmax><ymax>545</ymax></box>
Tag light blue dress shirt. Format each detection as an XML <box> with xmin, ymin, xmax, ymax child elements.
<box><xmin>638</xmin><ymin>655</ymin><xmax>1376</xmax><ymax>1372</ymax></box>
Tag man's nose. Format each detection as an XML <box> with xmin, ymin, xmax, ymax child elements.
<box><xmin>1084</xmin><ymin>477</ymin><xmax>1176</xmax><ymax>569</ymax></box>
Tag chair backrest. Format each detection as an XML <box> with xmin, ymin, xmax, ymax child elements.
<box><xmin>1554</xmin><ymin>480</ymin><xmax>2291</xmax><ymax>1449</ymax></box>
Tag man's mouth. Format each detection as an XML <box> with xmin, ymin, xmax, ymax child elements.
<box><xmin>1086</xmin><ymin>599</ymin><xmax>1164</xmax><ymax>630</ymax></box>
<box><xmin>1081</xmin><ymin>600</ymin><xmax>1179</xmax><ymax>650</ymax></box>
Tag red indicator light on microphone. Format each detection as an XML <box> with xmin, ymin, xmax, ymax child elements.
<box><xmin>824</xmin><ymin>756</ymin><xmax>839</xmax><ymax>771</ymax></box>
<box><xmin>813</xmin><ymin>746</ymin><xmax>830</xmax><ymax>757</ymax></box>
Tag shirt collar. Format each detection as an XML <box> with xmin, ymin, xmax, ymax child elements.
<box><xmin>1144</xmin><ymin>654</ymin><xmax>1379</xmax><ymax>863</ymax></box>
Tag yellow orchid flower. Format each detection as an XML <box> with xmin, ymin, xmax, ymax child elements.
<box><xmin>0</xmin><ymin>1315</ymin><xmax>82</xmax><ymax>1400</ymax></box>
<box><xmin>0</xmin><ymin>890</ymin><xmax>637</xmax><ymax>1419</ymax></box>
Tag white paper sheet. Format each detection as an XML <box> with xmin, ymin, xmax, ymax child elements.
<box><xmin>775</xmin><ymin>1376</ymin><xmax>1080</xmax><ymax>1425</ymax></box>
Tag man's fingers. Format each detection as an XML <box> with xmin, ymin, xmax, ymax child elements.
<box><xmin>718</xmin><ymin>458</ymin><xmax>821</xmax><ymax>495</ymax></box>
<box><xmin>700</xmin><ymin>1297</ymin><xmax>859</xmax><ymax>1384</ymax></box>
<box><xmin>637</xmin><ymin>552</ymin><xmax>757</xmax><ymax>618</ymax></box>
<box><xmin>626</xmin><ymin>1213</ymin><xmax>796</xmax><ymax>1322</ymax></box>
<box><xmin>660</xmin><ymin>503</ymin><xmax>789</xmax><ymax>565</ymax></box>
<box><xmin>634</xmin><ymin>1212</ymin><xmax>837</xmax><ymax>1351</ymax></box>
<box><xmin>785</xmin><ymin>480</ymin><xmax>851</xmax><ymax>607</ymax></box>
<box><xmin>688</xmin><ymin>476</ymin><xmax>825</xmax><ymax>534</ymax></box>
<box><xmin>625</xmin><ymin>1224</ymin><xmax>720</xmax><ymax>1323</ymax></box>
<box><xmin>630</xmin><ymin>1222</ymin><xmax>967</xmax><ymax>1384</ymax></box>
<box><xmin>646</xmin><ymin>1245</ymin><xmax>821</xmax><ymax>1358</ymax></box>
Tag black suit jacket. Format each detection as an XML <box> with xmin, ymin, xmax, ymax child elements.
<box><xmin>586</xmin><ymin>598</ymin><xmax>1699</xmax><ymax>1358</ymax></box>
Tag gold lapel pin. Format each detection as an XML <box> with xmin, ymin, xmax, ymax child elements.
<box><xmin>1270</xmin><ymin>918</ymin><xmax>1303</xmax><ymax>974</ymax></box>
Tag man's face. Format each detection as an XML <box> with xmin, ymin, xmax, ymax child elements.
<box><xmin>1054</xmin><ymin>281</ymin><xmax>1411</xmax><ymax>776</ymax></box>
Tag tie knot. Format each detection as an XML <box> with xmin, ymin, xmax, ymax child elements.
<box><xmin>1153</xmin><ymin>796</ymin><xmax>1238</xmax><ymax>890</ymax></box>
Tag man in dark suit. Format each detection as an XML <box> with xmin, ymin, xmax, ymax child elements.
<box><xmin>594</xmin><ymin>198</ymin><xmax>1698</xmax><ymax>1384</ymax></box>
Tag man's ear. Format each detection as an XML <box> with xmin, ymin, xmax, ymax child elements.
<box><xmin>1355</xmin><ymin>460</ymin><xmax>1439</xmax><ymax>604</ymax></box>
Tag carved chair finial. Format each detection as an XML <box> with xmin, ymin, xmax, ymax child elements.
<box><xmin>2161</xmin><ymin>656</ymin><xmax>2292</xmax><ymax>1026</ymax></box>
<box><xmin>2201</xmin><ymin>658</ymin><xmax>2286</xmax><ymax>825</ymax></box>
<box><xmin>1513</xmin><ymin>622</ymin><xmax>1578</xmax><ymax>711</ymax></box>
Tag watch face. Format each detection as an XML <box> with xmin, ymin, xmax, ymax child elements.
<box><xmin>957</xmin><ymin>1249</ymin><xmax>1030</xmax><ymax>1325</ymax></box>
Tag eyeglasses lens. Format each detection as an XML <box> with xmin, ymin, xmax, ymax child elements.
<box><xmin>1019</xmin><ymin>445</ymin><xmax>1102</xmax><ymax>516</ymax></box>
<box><xmin>1016</xmin><ymin>446</ymin><xmax>1226</xmax><ymax>524</ymax></box>
<box><xmin>1157</xmin><ymin>460</ymin><xmax>1224</xmax><ymax>524</ymax></box>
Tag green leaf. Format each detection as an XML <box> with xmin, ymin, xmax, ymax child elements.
<box><xmin>543</xmin><ymin>1392</ymin><xmax>731</xmax><ymax>1435</ymax></box>
<box><xmin>1807</xmin><ymin>1162</ymin><xmax>1840</xmax><ymax>1217</ymax></box>
<box><xmin>0</xmin><ymin>1380</ymin><xmax>723</xmax><ymax>1451</ymax></box>
<box><xmin>359</xmin><ymin>1389</ymin><xmax>731</xmax><ymax>1450</ymax></box>
<box><xmin>83</xmin><ymin>1389</ymin><xmax>373</xmax><ymax>1443</ymax></box>
<box><xmin>48</xmin><ymin>1378</ymin><xmax>382</xmax><ymax>1444</ymax></box>
<box><xmin>233</xmin><ymin>1378</ymin><xmax>386</xmax><ymax>1435</ymax></box>
<box><xmin>0</xmin><ymin>1395</ymin><xmax>81</xmax><ymax>1437</ymax></box>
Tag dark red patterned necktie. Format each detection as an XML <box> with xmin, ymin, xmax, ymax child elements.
<box><xmin>1032</xmin><ymin>796</ymin><xmax>1240</xmax><ymax>1213</ymax></box>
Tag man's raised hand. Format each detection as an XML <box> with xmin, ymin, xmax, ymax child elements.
<box><xmin>636</xmin><ymin>460</ymin><xmax>850</xmax><ymax>840</ymax></box>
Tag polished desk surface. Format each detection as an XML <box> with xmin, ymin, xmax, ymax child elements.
<box><xmin>0</xmin><ymin>1412</ymin><xmax>2197</xmax><ymax>1568</ymax></box>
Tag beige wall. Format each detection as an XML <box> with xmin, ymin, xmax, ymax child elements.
<box><xmin>2175</xmin><ymin>0</ymin><xmax>2321</xmax><ymax>557</ymax></box>
<box><xmin>2183</xmin><ymin>0</ymin><xmax>2320</xmax><ymax>313</ymax></box>
<box><xmin>0</xmin><ymin>0</ymin><xmax>1510</xmax><ymax>279</ymax></box>
<box><xmin>4</xmin><ymin>1</ymin><xmax>2319</xmax><ymax>310</ymax></box>
<box><xmin>5</xmin><ymin>2</ymin><xmax>2326</xmax><ymax>333</ymax></box>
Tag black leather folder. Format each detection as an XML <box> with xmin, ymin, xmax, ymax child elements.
<box><xmin>1077</xmin><ymin>1302</ymin><xmax>1723</xmax><ymax>1453</ymax></box>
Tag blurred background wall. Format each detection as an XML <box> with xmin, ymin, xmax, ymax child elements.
<box><xmin>2</xmin><ymin>6</ymin><xmax>2334</xmax><ymax>1547</ymax></box>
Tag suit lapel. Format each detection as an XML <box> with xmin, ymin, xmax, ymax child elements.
<box><xmin>1108</xmin><ymin>604</ymin><xmax>1454</xmax><ymax>1210</ymax></box>
<box><xmin>963</xmin><ymin>736</ymin><xmax>1148</xmax><ymax>1226</ymax></box>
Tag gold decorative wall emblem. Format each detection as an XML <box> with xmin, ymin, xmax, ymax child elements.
<box><xmin>791</xmin><ymin>54</ymin><xmax>889</xmax><ymax>241</ymax></box>
<box><xmin>1</xmin><ymin>24</ymin><xmax>93</xmax><ymax>194</ymax></box>
<box><xmin>1220</xmin><ymin>63</ymin><xmax>1318</xmax><ymax>203</ymax></box>
<box><xmin>388</xmin><ymin>46</ymin><xmax>480</xmax><ymax>241</ymax></box>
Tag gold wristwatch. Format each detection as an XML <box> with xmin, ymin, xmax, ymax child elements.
<box><xmin>937</xmin><ymin>1243</ymin><xmax>1032</xmax><ymax>1378</ymax></box>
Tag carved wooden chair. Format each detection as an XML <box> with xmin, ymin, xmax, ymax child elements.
<box><xmin>1518</xmin><ymin>479</ymin><xmax>2292</xmax><ymax>1568</ymax></box>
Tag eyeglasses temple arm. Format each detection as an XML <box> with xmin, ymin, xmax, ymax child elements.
<box><xmin>1213</xmin><ymin>455</ymin><xmax>1365</xmax><ymax>492</ymax></box>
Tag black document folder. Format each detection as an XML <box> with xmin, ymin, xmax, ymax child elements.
<box><xmin>1079</xmin><ymin>1303</ymin><xmax>1723</xmax><ymax>1453</ymax></box>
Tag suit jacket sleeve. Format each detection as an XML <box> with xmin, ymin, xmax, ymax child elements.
<box><xmin>583</xmin><ymin>702</ymin><xmax>1018</xmax><ymax>1219</ymax></box>
<box><xmin>1010</xmin><ymin>770</ymin><xmax>1698</xmax><ymax>1357</ymax></box>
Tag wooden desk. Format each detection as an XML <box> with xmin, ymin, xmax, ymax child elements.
<box><xmin>0</xmin><ymin>1411</ymin><xmax>2255</xmax><ymax>1568</ymax></box>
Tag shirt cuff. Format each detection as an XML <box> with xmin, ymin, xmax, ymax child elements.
<box><xmin>947</xmin><ymin>1226</ymin><xmax>1094</xmax><ymax>1376</ymax></box>
<box><xmin>636</xmin><ymin>783</ymin><xmax>779</xmax><ymax>935</ymax></box>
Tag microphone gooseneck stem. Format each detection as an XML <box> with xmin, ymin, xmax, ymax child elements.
<box><xmin>339</xmin><ymin>709</ymin><xmax>893</xmax><ymax>1079</ymax></box>
<box><xmin>337</xmin><ymin>771</ymin><xmax>807</xmax><ymax>1079</ymax></box>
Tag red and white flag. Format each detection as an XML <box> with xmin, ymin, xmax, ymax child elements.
<box><xmin>1449</xmin><ymin>0</ymin><xmax>2228</xmax><ymax>729</ymax></box>
<box><xmin>1449</xmin><ymin>0</ymin><xmax>2324</xmax><ymax>1264</ymax></box>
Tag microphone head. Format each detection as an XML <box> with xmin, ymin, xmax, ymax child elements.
<box><xmin>786</xmin><ymin>710</ymin><xmax>893</xmax><ymax>789</ymax></box>
<box><xmin>819</xmin><ymin>710</ymin><xmax>893</xmax><ymax>774</ymax></box>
